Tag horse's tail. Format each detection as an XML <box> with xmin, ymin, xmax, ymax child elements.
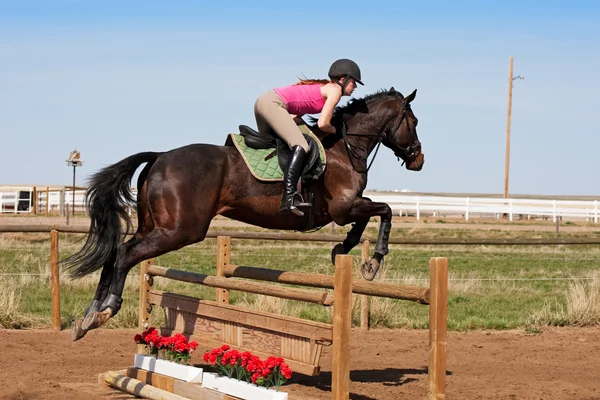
<box><xmin>61</xmin><ymin>151</ymin><xmax>161</xmax><ymax>278</ymax></box>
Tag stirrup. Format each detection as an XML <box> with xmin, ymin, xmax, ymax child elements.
<box><xmin>280</xmin><ymin>192</ymin><xmax>311</xmax><ymax>217</ymax></box>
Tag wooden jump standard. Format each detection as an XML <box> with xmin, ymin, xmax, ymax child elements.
<box><xmin>104</xmin><ymin>236</ymin><xmax>447</xmax><ymax>400</ymax></box>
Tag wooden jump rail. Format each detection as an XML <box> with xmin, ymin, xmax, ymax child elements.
<box><xmin>220</xmin><ymin>264</ymin><xmax>430</xmax><ymax>304</ymax></box>
<box><xmin>145</xmin><ymin>264</ymin><xmax>334</xmax><ymax>306</ymax></box>
<box><xmin>134</xmin><ymin>236</ymin><xmax>448</xmax><ymax>400</ymax></box>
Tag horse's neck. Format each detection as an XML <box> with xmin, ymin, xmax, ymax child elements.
<box><xmin>345</xmin><ymin>116</ymin><xmax>386</xmax><ymax>154</ymax></box>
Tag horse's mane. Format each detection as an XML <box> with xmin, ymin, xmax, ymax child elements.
<box><xmin>307</xmin><ymin>88</ymin><xmax>398</xmax><ymax>128</ymax></box>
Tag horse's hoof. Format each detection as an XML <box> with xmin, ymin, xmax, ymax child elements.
<box><xmin>361</xmin><ymin>257</ymin><xmax>381</xmax><ymax>281</ymax></box>
<box><xmin>71</xmin><ymin>319</ymin><xmax>87</xmax><ymax>341</ymax></box>
<box><xmin>81</xmin><ymin>309</ymin><xmax>113</xmax><ymax>331</ymax></box>
<box><xmin>331</xmin><ymin>243</ymin><xmax>346</xmax><ymax>265</ymax></box>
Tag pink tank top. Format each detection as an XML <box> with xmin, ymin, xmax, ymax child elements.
<box><xmin>274</xmin><ymin>84</ymin><xmax>326</xmax><ymax>116</ymax></box>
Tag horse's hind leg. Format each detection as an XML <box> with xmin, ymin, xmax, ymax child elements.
<box><xmin>81</xmin><ymin>226</ymin><xmax>210</xmax><ymax>334</ymax></box>
<box><xmin>73</xmin><ymin>166</ymin><xmax>155</xmax><ymax>341</ymax></box>
<box><xmin>70</xmin><ymin>255</ymin><xmax>115</xmax><ymax>340</ymax></box>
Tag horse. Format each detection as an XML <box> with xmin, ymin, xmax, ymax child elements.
<box><xmin>63</xmin><ymin>86</ymin><xmax>424</xmax><ymax>341</ymax></box>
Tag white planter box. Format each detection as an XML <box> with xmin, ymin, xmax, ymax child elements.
<box><xmin>201</xmin><ymin>372</ymin><xmax>288</xmax><ymax>400</ymax></box>
<box><xmin>134</xmin><ymin>354</ymin><xmax>203</xmax><ymax>383</ymax></box>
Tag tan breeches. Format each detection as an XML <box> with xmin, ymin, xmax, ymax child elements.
<box><xmin>254</xmin><ymin>90</ymin><xmax>310</xmax><ymax>152</ymax></box>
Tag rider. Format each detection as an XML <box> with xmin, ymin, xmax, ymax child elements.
<box><xmin>253</xmin><ymin>58</ymin><xmax>363</xmax><ymax>216</ymax></box>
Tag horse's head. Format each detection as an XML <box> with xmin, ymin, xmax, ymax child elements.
<box><xmin>381</xmin><ymin>87</ymin><xmax>424</xmax><ymax>171</ymax></box>
<box><xmin>313</xmin><ymin>87</ymin><xmax>424</xmax><ymax>173</ymax></box>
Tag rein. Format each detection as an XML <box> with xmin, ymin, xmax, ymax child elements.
<box><xmin>340</xmin><ymin>123</ymin><xmax>385</xmax><ymax>174</ymax></box>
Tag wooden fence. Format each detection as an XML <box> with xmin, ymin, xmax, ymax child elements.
<box><xmin>3</xmin><ymin>224</ymin><xmax>600</xmax><ymax>333</ymax></box>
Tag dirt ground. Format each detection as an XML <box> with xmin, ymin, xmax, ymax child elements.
<box><xmin>1</xmin><ymin>327</ymin><xmax>599</xmax><ymax>400</ymax></box>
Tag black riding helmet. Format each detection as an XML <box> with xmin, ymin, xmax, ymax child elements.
<box><xmin>328</xmin><ymin>59</ymin><xmax>364</xmax><ymax>89</ymax></box>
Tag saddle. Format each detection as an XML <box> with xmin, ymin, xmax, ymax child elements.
<box><xmin>225</xmin><ymin>122</ymin><xmax>326</xmax><ymax>182</ymax></box>
<box><xmin>224</xmin><ymin>122</ymin><xmax>327</xmax><ymax>230</ymax></box>
<box><xmin>238</xmin><ymin>124</ymin><xmax>325</xmax><ymax>181</ymax></box>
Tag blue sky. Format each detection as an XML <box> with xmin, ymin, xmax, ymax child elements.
<box><xmin>1</xmin><ymin>1</ymin><xmax>599</xmax><ymax>196</ymax></box>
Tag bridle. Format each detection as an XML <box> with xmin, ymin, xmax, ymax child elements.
<box><xmin>385</xmin><ymin>102</ymin><xmax>422</xmax><ymax>164</ymax></box>
<box><xmin>340</xmin><ymin>98</ymin><xmax>421</xmax><ymax>174</ymax></box>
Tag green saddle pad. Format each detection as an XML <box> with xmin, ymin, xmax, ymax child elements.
<box><xmin>227</xmin><ymin>125</ymin><xmax>326</xmax><ymax>182</ymax></box>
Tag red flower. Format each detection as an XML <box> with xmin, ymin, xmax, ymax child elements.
<box><xmin>202</xmin><ymin>345</ymin><xmax>293</xmax><ymax>389</ymax></box>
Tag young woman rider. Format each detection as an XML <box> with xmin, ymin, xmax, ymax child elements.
<box><xmin>253</xmin><ymin>58</ymin><xmax>363</xmax><ymax>216</ymax></box>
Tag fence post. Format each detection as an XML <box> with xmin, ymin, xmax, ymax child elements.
<box><xmin>216</xmin><ymin>236</ymin><xmax>231</xmax><ymax>304</ymax></box>
<box><xmin>139</xmin><ymin>259</ymin><xmax>154</xmax><ymax>330</ymax></box>
<box><xmin>50</xmin><ymin>229</ymin><xmax>61</xmax><ymax>331</ymax></box>
<box><xmin>595</xmin><ymin>200</ymin><xmax>598</xmax><ymax>224</ymax></box>
<box><xmin>465</xmin><ymin>197</ymin><xmax>470</xmax><ymax>221</ymax></box>
<box><xmin>416</xmin><ymin>196</ymin><xmax>420</xmax><ymax>220</ymax></box>
<box><xmin>138</xmin><ymin>258</ymin><xmax>154</xmax><ymax>354</ymax></box>
<box><xmin>332</xmin><ymin>254</ymin><xmax>353</xmax><ymax>400</ymax></box>
<box><xmin>428</xmin><ymin>257</ymin><xmax>448</xmax><ymax>400</ymax></box>
<box><xmin>32</xmin><ymin>187</ymin><xmax>37</xmax><ymax>215</ymax></box>
<box><xmin>360</xmin><ymin>240</ymin><xmax>370</xmax><ymax>331</ymax></box>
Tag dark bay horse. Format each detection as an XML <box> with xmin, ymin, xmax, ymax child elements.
<box><xmin>63</xmin><ymin>87</ymin><xmax>424</xmax><ymax>341</ymax></box>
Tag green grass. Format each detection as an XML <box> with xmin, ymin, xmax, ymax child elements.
<box><xmin>1</xmin><ymin>224</ymin><xmax>600</xmax><ymax>332</ymax></box>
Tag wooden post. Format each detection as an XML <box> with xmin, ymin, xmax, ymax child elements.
<box><xmin>428</xmin><ymin>257</ymin><xmax>448</xmax><ymax>400</ymax></box>
<box><xmin>360</xmin><ymin>240</ymin><xmax>370</xmax><ymax>331</ymax></box>
<box><xmin>216</xmin><ymin>236</ymin><xmax>230</xmax><ymax>304</ymax></box>
<box><xmin>72</xmin><ymin>167</ymin><xmax>76</xmax><ymax>216</ymax></box>
<box><xmin>50</xmin><ymin>229</ymin><xmax>61</xmax><ymax>331</ymax></box>
<box><xmin>138</xmin><ymin>259</ymin><xmax>154</xmax><ymax>354</ymax></box>
<box><xmin>332</xmin><ymin>254</ymin><xmax>353</xmax><ymax>400</ymax></box>
<box><xmin>139</xmin><ymin>260</ymin><xmax>154</xmax><ymax>329</ymax></box>
<box><xmin>32</xmin><ymin>187</ymin><xmax>37</xmax><ymax>214</ymax></box>
<box><xmin>504</xmin><ymin>55</ymin><xmax>514</xmax><ymax>199</ymax></box>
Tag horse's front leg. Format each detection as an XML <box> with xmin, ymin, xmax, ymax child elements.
<box><xmin>331</xmin><ymin>218</ymin><xmax>369</xmax><ymax>264</ymax></box>
<box><xmin>331</xmin><ymin>197</ymin><xmax>392</xmax><ymax>281</ymax></box>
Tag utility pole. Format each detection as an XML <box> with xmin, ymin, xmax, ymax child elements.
<box><xmin>504</xmin><ymin>55</ymin><xmax>524</xmax><ymax>199</ymax></box>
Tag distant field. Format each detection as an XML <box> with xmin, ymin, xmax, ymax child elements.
<box><xmin>1</xmin><ymin>216</ymin><xmax>599</xmax><ymax>332</ymax></box>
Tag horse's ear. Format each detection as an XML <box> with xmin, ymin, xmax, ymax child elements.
<box><xmin>390</xmin><ymin>86</ymin><xmax>404</xmax><ymax>99</ymax></box>
<box><xmin>405</xmin><ymin>89</ymin><xmax>417</xmax><ymax>103</ymax></box>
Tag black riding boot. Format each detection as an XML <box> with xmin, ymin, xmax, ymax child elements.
<box><xmin>280</xmin><ymin>145</ymin><xmax>311</xmax><ymax>216</ymax></box>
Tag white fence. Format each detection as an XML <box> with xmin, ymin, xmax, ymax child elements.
<box><xmin>365</xmin><ymin>193</ymin><xmax>600</xmax><ymax>223</ymax></box>
<box><xmin>2</xmin><ymin>186</ymin><xmax>599</xmax><ymax>223</ymax></box>
<box><xmin>0</xmin><ymin>186</ymin><xmax>86</xmax><ymax>214</ymax></box>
